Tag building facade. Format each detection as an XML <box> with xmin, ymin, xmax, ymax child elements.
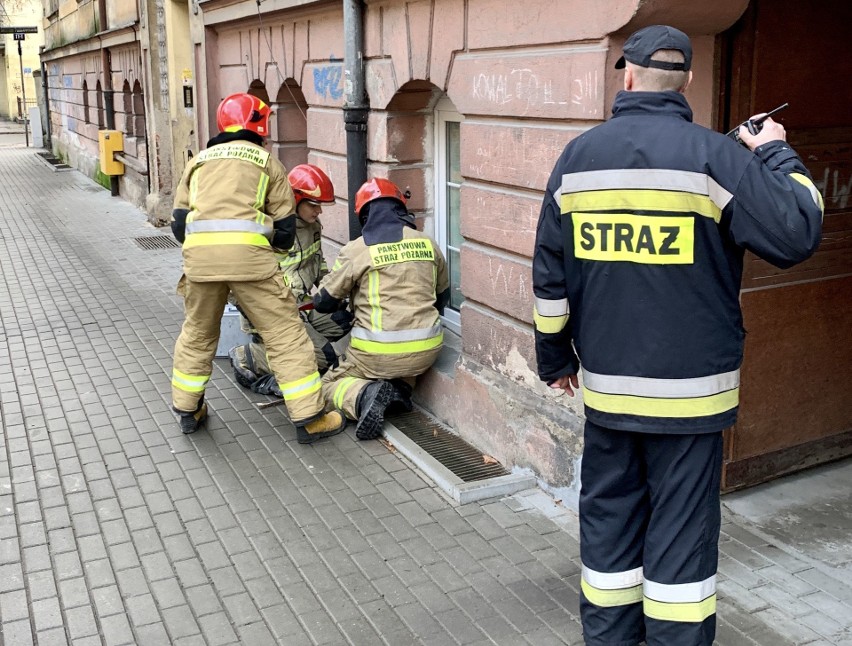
<box><xmin>189</xmin><ymin>0</ymin><xmax>852</xmax><ymax>497</ymax></box>
<box><xmin>0</xmin><ymin>0</ymin><xmax>43</xmax><ymax>121</ymax></box>
<box><xmin>39</xmin><ymin>0</ymin><xmax>196</xmax><ymax>219</ymax></box>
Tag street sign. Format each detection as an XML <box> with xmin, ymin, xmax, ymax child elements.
<box><xmin>13</xmin><ymin>33</ymin><xmax>26</xmax><ymax>41</ymax></box>
<box><xmin>0</xmin><ymin>26</ymin><xmax>39</xmax><ymax>34</ymax></box>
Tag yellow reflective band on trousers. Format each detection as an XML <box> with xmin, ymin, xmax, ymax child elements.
<box><xmin>368</xmin><ymin>270</ymin><xmax>382</xmax><ymax>331</ymax></box>
<box><xmin>350</xmin><ymin>332</ymin><xmax>443</xmax><ymax>355</ymax></box>
<box><xmin>789</xmin><ymin>173</ymin><xmax>825</xmax><ymax>216</ymax></box>
<box><xmin>582</xmin><ymin>386</ymin><xmax>739</xmax><ymax>418</ymax></box>
<box><xmin>581</xmin><ymin>579</ymin><xmax>643</xmax><ymax>608</ymax></box>
<box><xmin>562</xmin><ymin>189</ymin><xmax>723</xmax><ymax>223</ymax></box>
<box><xmin>172</xmin><ymin>369</ymin><xmax>210</xmax><ymax>393</ymax></box>
<box><xmin>333</xmin><ymin>377</ymin><xmax>359</xmax><ymax>409</ymax></box>
<box><xmin>643</xmin><ymin>595</ymin><xmax>716</xmax><ymax>623</ymax></box>
<box><xmin>280</xmin><ymin>371</ymin><xmax>322</xmax><ymax>402</ymax></box>
<box><xmin>571</xmin><ymin>213</ymin><xmax>695</xmax><ymax>264</ymax></box>
<box><xmin>182</xmin><ymin>232</ymin><xmax>271</xmax><ymax>248</ymax></box>
<box><xmin>643</xmin><ymin>575</ymin><xmax>717</xmax><ymax>622</ymax></box>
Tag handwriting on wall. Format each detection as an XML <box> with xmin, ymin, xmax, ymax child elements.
<box><xmin>471</xmin><ymin>67</ymin><xmax>599</xmax><ymax>117</ymax></box>
<box><xmin>313</xmin><ymin>64</ymin><xmax>343</xmax><ymax>100</ymax></box>
<box><xmin>814</xmin><ymin>167</ymin><xmax>852</xmax><ymax>211</ymax></box>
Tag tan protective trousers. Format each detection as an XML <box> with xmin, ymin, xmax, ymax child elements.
<box><xmin>172</xmin><ymin>274</ymin><xmax>324</xmax><ymax>423</ymax></box>
<box><xmin>238</xmin><ymin>309</ymin><xmax>350</xmax><ymax>373</ymax></box>
<box><xmin>321</xmin><ymin>346</ymin><xmax>441</xmax><ymax>420</ymax></box>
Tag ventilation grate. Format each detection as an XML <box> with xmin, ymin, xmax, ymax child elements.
<box><xmin>387</xmin><ymin>409</ymin><xmax>509</xmax><ymax>482</ymax></box>
<box><xmin>134</xmin><ymin>235</ymin><xmax>182</xmax><ymax>250</ymax></box>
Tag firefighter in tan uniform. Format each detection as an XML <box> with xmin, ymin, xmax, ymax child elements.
<box><xmin>229</xmin><ymin>164</ymin><xmax>352</xmax><ymax>393</ymax></box>
<box><xmin>170</xmin><ymin>93</ymin><xmax>345</xmax><ymax>443</ymax></box>
<box><xmin>313</xmin><ymin>179</ymin><xmax>450</xmax><ymax>439</ymax></box>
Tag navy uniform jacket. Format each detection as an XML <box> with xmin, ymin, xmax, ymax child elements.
<box><xmin>533</xmin><ymin>90</ymin><xmax>824</xmax><ymax>434</ymax></box>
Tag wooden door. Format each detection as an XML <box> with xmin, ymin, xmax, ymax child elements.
<box><xmin>719</xmin><ymin>0</ymin><xmax>852</xmax><ymax>490</ymax></box>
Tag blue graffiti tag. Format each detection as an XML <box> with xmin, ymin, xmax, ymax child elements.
<box><xmin>313</xmin><ymin>65</ymin><xmax>343</xmax><ymax>100</ymax></box>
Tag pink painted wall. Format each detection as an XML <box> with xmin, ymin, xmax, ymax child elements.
<box><xmin>201</xmin><ymin>0</ymin><xmax>749</xmax><ymax>488</ymax></box>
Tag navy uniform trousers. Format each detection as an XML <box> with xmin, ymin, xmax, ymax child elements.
<box><xmin>579</xmin><ymin>421</ymin><xmax>723</xmax><ymax>646</ymax></box>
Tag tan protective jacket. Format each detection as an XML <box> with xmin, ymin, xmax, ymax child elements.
<box><xmin>319</xmin><ymin>228</ymin><xmax>449</xmax><ymax>356</ymax></box>
<box><xmin>173</xmin><ymin>140</ymin><xmax>295</xmax><ymax>282</ymax></box>
<box><xmin>277</xmin><ymin>218</ymin><xmax>327</xmax><ymax>299</ymax></box>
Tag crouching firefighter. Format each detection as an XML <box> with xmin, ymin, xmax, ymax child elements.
<box><xmin>314</xmin><ymin>179</ymin><xmax>450</xmax><ymax>439</ymax></box>
<box><xmin>229</xmin><ymin>164</ymin><xmax>353</xmax><ymax>394</ymax></box>
<box><xmin>169</xmin><ymin>93</ymin><xmax>346</xmax><ymax>444</ymax></box>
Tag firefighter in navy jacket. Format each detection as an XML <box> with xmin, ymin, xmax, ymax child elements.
<box><xmin>533</xmin><ymin>26</ymin><xmax>823</xmax><ymax>646</ymax></box>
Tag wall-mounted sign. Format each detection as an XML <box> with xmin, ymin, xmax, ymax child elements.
<box><xmin>0</xmin><ymin>26</ymin><xmax>39</xmax><ymax>34</ymax></box>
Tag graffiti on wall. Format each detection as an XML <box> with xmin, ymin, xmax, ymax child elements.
<box><xmin>472</xmin><ymin>67</ymin><xmax>599</xmax><ymax>117</ymax></box>
<box><xmin>312</xmin><ymin>63</ymin><xmax>343</xmax><ymax>100</ymax></box>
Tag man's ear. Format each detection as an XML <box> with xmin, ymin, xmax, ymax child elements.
<box><xmin>624</xmin><ymin>67</ymin><xmax>634</xmax><ymax>91</ymax></box>
<box><xmin>680</xmin><ymin>70</ymin><xmax>693</xmax><ymax>93</ymax></box>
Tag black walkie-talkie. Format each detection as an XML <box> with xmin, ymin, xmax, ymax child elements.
<box><xmin>726</xmin><ymin>103</ymin><xmax>789</xmax><ymax>145</ymax></box>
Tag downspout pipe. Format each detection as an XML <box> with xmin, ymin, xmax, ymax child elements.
<box><xmin>343</xmin><ymin>0</ymin><xmax>368</xmax><ymax>240</ymax></box>
<box><xmin>98</xmin><ymin>0</ymin><xmax>120</xmax><ymax>196</ymax></box>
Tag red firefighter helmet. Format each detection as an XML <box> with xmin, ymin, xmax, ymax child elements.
<box><xmin>216</xmin><ymin>93</ymin><xmax>271</xmax><ymax>137</ymax></box>
<box><xmin>288</xmin><ymin>164</ymin><xmax>336</xmax><ymax>206</ymax></box>
<box><xmin>354</xmin><ymin>178</ymin><xmax>408</xmax><ymax>217</ymax></box>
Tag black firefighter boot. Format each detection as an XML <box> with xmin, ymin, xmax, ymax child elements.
<box><xmin>354</xmin><ymin>380</ymin><xmax>399</xmax><ymax>440</ymax></box>
<box><xmin>177</xmin><ymin>397</ymin><xmax>208</xmax><ymax>435</ymax></box>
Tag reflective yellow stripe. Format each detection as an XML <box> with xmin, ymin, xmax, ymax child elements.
<box><xmin>189</xmin><ymin>171</ymin><xmax>200</xmax><ymax>211</ymax></box>
<box><xmin>581</xmin><ymin>579</ymin><xmax>643</xmax><ymax>608</ymax></box>
<box><xmin>582</xmin><ymin>386</ymin><xmax>739</xmax><ymax>418</ymax></box>
<box><xmin>789</xmin><ymin>173</ymin><xmax>825</xmax><ymax>215</ymax></box>
<box><xmin>643</xmin><ymin>595</ymin><xmax>716</xmax><ymax>623</ymax></box>
<box><xmin>279</xmin><ymin>240</ymin><xmax>321</xmax><ymax>267</ymax></box>
<box><xmin>333</xmin><ymin>377</ymin><xmax>358</xmax><ymax>409</ymax></box>
<box><xmin>533</xmin><ymin>308</ymin><xmax>568</xmax><ymax>334</ymax></box>
<box><xmin>561</xmin><ymin>169</ymin><xmax>733</xmax><ymax>210</ymax></box>
<box><xmin>280</xmin><ymin>371</ymin><xmax>322</xmax><ymax>401</ymax></box>
<box><xmin>172</xmin><ymin>369</ymin><xmax>210</xmax><ymax>393</ymax></box>
<box><xmin>350</xmin><ymin>332</ymin><xmax>443</xmax><ymax>355</ymax></box>
<box><xmin>562</xmin><ymin>189</ymin><xmax>722</xmax><ymax>222</ymax></box>
<box><xmin>332</xmin><ymin>258</ymin><xmax>342</xmax><ymax>271</ymax></box>
<box><xmin>253</xmin><ymin>173</ymin><xmax>269</xmax><ymax>210</ymax></box>
<box><xmin>182</xmin><ymin>232</ymin><xmax>271</xmax><ymax>248</ymax></box>
<box><xmin>368</xmin><ymin>270</ymin><xmax>382</xmax><ymax>331</ymax></box>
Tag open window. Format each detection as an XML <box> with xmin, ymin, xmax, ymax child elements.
<box><xmin>434</xmin><ymin>96</ymin><xmax>465</xmax><ymax>333</ymax></box>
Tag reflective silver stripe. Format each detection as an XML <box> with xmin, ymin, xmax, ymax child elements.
<box><xmin>534</xmin><ymin>297</ymin><xmax>568</xmax><ymax>316</ymax></box>
<box><xmin>185</xmin><ymin>220</ymin><xmax>272</xmax><ymax>235</ymax></box>
<box><xmin>351</xmin><ymin>324</ymin><xmax>442</xmax><ymax>343</ymax></box>
<box><xmin>562</xmin><ymin>169</ymin><xmax>733</xmax><ymax>210</ymax></box>
<box><xmin>644</xmin><ymin>575</ymin><xmax>716</xmax><ymax>603</ymax></box>
<box><xmin>789</xmin><ymin>173</ymin><xmax>823</xmax><ymax>209</ymax></box>
<box><xmin>582</xmin><ymin>565</ymin><xmax>644</xmax><ymax>590</ymax></box>
<box><xmin>582</xmin><ymin>369</ymin><xmax>739</xmax><ymax>398</ymax></box>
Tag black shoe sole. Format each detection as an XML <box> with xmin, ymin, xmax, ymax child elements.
<box><xmin>355</xmin><ymin>381</ymin><xmax>397</xmax><ymax>440</ymax></box>
<box><xmin>296</xmin><ymin>425</ymin><xmax>346</xmax><ymax>444</ymax></box>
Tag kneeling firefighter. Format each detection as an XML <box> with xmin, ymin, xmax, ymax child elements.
<box><xmin>230</xmin><ymin>164</ymin><xmax>353</xmax><ymax>394</ymax></box>
<box><xmin>169</xmin><ymin>93</ymin><xmax>346</xmax><ymax>444</ymax></box>
<box><xmin>314</xmin><ymin>178</ymin><xmax>450</xmax><ymax>439</ymax></box>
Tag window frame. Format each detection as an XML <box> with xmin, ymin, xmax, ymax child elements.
<box><xmin>433</xmin><ymin>97</ymin><xmax>464</xmax><ymax>335</ymax></box>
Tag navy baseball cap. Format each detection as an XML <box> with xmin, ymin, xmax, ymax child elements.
<box><xmin>615</xmin><ymin>25</ymin><xmax>692</xmax><ymax>71</ymax></box>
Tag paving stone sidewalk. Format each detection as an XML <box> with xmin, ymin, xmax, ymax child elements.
<box><xmin>0</xmin><ymin>141</ymin><xmax>850</xmax><ymax>646</ymax></box>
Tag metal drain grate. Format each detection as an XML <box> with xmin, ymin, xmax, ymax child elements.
<box><xmin>387</xmin><ymin>409</ymin><xmax>509</xmax><ymax>482</ymax></box>
<box><xmin>134</xmin><ymin>235</ymin><xmax>182</xmax><ymax>250</ymax></box>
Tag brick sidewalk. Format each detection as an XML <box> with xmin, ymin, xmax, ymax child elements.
<box><xmin>0</xmin><ymin>144</ymin><xmax>848</xmax><ymax>645</ymax></box>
